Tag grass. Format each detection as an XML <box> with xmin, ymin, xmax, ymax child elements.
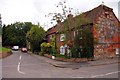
<box><xmin>0</xmin><ymin>47</ymin><xmax>11</xmax><ymax>53</ymax></box>
<box><xmin>52</xmin><ymin>53</ymin><xmax>67</xmax><ymax>58</ymax></box>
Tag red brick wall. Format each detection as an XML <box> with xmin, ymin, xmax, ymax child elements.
<box><xmin>93</xmin><ymin>8</ymin><xmax>120</xmax><ymax>59</ymax></box>
<box><xmin>55</xmin><ymin>31</ymin><xmax>75</xmax><ymax>52</ymax></box>
<box><xmin>47</xmin><ymin>5</ymin><xmax>120</xmax><ymax>59</ymax></box>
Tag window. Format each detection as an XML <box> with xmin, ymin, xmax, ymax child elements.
<box><xmin>74</xmin><ymin>30</ymin><xmax>79</xmax><ymax>37</ymax></box>
<box><xmin>76</xmin><ymin>30</ymin><xmax>79</xmax><ymax>35</ymax></box>
<box><xmin>60</xmin><ymin>46</ymin><xmax>65</xmax><ymax>55</ymax></box>
<box><xmin>50</xmin><ymin>35</ymin><xmax>53</xmax><ymax>40</ymax></box>
<box><xmin>60</xmin><ymin>34</ymin><xmax>65</xmax><ymax>41</ymax></box>
<box><xmin>105</xmin><ymin>12</ymin><xmax>109</xmax><ymax>18</ymax></box>
<box><xmin>80</xmin><ymin>37</ymin><xmax>82</xmax><ymax>39</ymax></box>
<box><xmin>74</xmin><ymin>31</ymin><xmax>76</xmax><ymax>37</ymax></box>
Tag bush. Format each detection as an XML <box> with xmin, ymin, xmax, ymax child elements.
<box><xmin>71</xmin><ymin>46</ymin><xmax>79</xmax><ymax>58</ymax></box>
<box><xmin>41</xmin><ymin>42</ymin><xmax>51</xmax><ymax>48</ymax></box>
<box><xmin>52</xmin><ymin>53</ymin><xmax>66</xmax><ymax>58</ymax></box>
<box><xmin>40</xmin><ymin>42</ymin><xmax>52</xmax><ymax>56</ymax></box>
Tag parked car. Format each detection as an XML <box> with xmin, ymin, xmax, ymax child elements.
<box><xmin>12</xmin><ymin>46</ymin><xmax>19</xmax><ymax>50</ymax></box>
<box><xmin>21</xmin><ymin>48</ymin><xmax>28</xmax><ymax>52</ymax></box>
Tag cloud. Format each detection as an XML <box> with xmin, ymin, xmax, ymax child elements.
<box><xmin>1</xmin><ymin>0</ymin><xmax>38</xmax><ymax>24</ymax></box>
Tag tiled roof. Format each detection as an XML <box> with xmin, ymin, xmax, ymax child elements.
<box><xmin>79</xmin><ymin>4</ymin><xmax>113</xmax><ymax>23</ymax></box>
<box><xmin>47</xmin><ymin>4</ymin><xmax>113</xmax><ymax>35</ymax></box>
<box><xmin>47</xmin><ymin>25</ymin><xmax>57</xmax><ymax>35</ymax></box>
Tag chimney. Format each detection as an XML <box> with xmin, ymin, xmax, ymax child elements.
<box><xmin>57</xmin><ymin>20</ymin><xmax>61</xmax><ymax>24</ymax></box>
<box><xmin>67</xmin><ymin>14</ymin><xmax>73</xmax><ymax>19</ymax></box>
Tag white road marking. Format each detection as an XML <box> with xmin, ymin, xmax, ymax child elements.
<box><xmin>91</xmin><ymin>71</ymin><xmax>120</xmax><ymax>78</ymax></box>
<box><xmin>17</xmin><ymin>55</ymin><xmax>26</xmax><ymax>74</ymax></box>
<box><xmin>19</xmin><ymin>55</ymin><xmax>22</xmax><ymax>60</ymax></box>
<box><xmin>73</xmin><ymin>77</ymin><xmax>85</xmax><ymax>78</ymax></box>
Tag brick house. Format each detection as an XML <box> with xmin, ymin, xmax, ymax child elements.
<box><xmin>47</xmin><ymin>4</ymin><xmax>120</xmax><ymax>59</ymax></box>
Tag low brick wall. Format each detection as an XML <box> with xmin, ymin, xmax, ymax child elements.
<box><xmin>0</xmin><ymin>51</ymin><xmax>12</xmax><ymax>59</ymax></box>
<box><xmin>44</xmin><ymin>54</ymin><xmax>87</xmax><ymax>62</ymax></box>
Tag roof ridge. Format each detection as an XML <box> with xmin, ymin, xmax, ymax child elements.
<box><xmin>84</xmin><ymin>4</ymin><xmax>112</xmax><ymax>14</ymax></box>
<box><xmin>47</xmin><ymin>4</ymin><xmax>113</xmax><ymax>32</ymax></box>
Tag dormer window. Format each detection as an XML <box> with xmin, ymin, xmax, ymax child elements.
<box><xmin>105</xmin><ymin>11</ymin><xmax>109</xmax><ymax>14</ymax></box>
<box><xmin>105</xmin><ymin>11</ymin><xmax>109</xmax><ymax>18</ymax></box>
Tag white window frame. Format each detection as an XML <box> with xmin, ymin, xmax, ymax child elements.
<box><xmin>50</xmin><ymin>35</ymin><xmax>53</xmax><ymax>40</ymax></box>
<box><xmin>74</xmin><ymin>31</ymin><xmax>76</xmax><ymax>37</ymax></box>
<box><xmin>60</xmin><ymin>46</ymin><xmax>65</xmax><ymax>55</ymax></box>
<box><xmin>60</xmin><ymin>34</ymin><xmax>65</xmax><ymax>41</ymax></box>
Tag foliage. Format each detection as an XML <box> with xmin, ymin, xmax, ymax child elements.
<box><xmin>2</xmin><ymin>22</ymin><xmax>33</xmax><ymax>47</ymax></box>
<box><xmin>26</xmin><ymin>25</ymin><xmax>46</xmax><ymax>53</ymax></box>
<box><xmin>40</xmin><ymin>42</ymin><xmax>52</xmax><ymax>56</ymax></box>
<box><xmin>52</xmin><ymin>53</ymin><xmax>66</xmax><ymax>58</ymax></box>
<box><xmin>41</xmin><ymin>42</ymin><xmax>51</xmax><ymax>48</ymax></box>
<box><xmin>46</xmin><ymin>0</ymin><xmax>80</xmax><ymax>26</ymax></box>
<box><xmin>51</xmin><ymin>36</ymin><xmax>56</xmax><ymax>48</ymax></box>
<box><xmin>0</xmin><ymin>47</ymin><xmax>11</xmax><ymax>53</ymax></box>
<box><xmin>70</xmin><ymin>46</ymin><xmax>78</xmax><ymax>58</ymax></box>
<box><xmin>46</xmin><ymin>1</ymin><xmax>94</xmax><ymax>58</ymax></box>
<box><xmin>60</xmin><ymin>14</ymin><xmax>90</xmax><ymax>44</ymax></box>
<box><xmin>73</xmin><ymin>25</ymin><xmax>94</xmax><ymax>58</ymax></box>
<box><xmin>51</xmin><ymin>36</ymin><xmax>58</xmax><ymax>54</ymax></box>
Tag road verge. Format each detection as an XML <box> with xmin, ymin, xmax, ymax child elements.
<box><xmin>0</xmin><ymin>51</ymin><xmax>12</xmax><ymax>59</ymax></box>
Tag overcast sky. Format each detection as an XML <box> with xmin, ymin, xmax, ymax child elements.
<box><xmin>0</xmin><ymin>0</ymin><xmax>119</xmax><ymax>30</ymax></box>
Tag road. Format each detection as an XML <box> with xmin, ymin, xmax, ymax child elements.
<box><xmin>1</xmin><ymin>51</ymin><xmax>119</xmax><ymax>78</ymax></box>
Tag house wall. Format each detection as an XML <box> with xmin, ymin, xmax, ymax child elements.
<box><xmin>47</xmin><ymin>25</ymin><xmax>93</xmax><ymax>55</ymax></box>
<box><xmin>55</xmin><ymin>31</ymin><xmax>74</xmax><ymax>53</ymax></box>
<box><xmin>47</xmin><ymin>5</ymin><xmax>120</xmax><ymax>59</ymax></box>
<box><xmin>93</xmin><ymin>7</ymin><xmax>120</xmax><ymax>59</ymax></box>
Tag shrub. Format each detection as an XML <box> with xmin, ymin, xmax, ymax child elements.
<box><xmin>40</xmin><ymin>42</ymin><xmax>52</xmax><ymax>56</ymax></box>
<box><xmin>52</xmin><ymin>53</ymin><xmax>66</xmax><ymax>58</ymax></box>
<box><xmin>71</xmin><ymin>46</ymin><xmax>78</xmax><ymax>58</ymax></box>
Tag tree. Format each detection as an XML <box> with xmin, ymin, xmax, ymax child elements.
<box><xmin>47</xmin><ymin>0</ymin><xmax>94</xmax><ymax>58</ymax></box>
<box><xmin>73</xmin><ymin>25</ymin><xmax>94</xmax><ymax>58</ymax></box>
<box><xmin>2</xmin><ymin>22</ymin><xmax>33</xmax><ymax>47</ymax></box>
<box><xmin>26</xmin><ymin>25</ymin><xmax>46</xmax><ymax>53</ymax></box>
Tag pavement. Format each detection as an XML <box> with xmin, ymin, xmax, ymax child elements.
<box><xmin>30</xmin><ymin>53</ymin><xmax>120</xmax><ymax>69</ymax></box>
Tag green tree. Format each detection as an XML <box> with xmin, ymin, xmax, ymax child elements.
<box><xmin>26</xmin><ymin>25</ymin><xmax>46</xmax><ymax>53</ymax></box>
<box><xmin>2</xmin><ymin>22</ymin><xmax>32</xmax><ymax>47</ymax></box>
<box><xmin>73</xmin><ymin>25</ymin><xmax>94</xmax><ymax>58</ymax></box>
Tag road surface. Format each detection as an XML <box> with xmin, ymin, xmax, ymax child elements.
<box><xmin>1</xmin><ymin>51</ymin><xmax>119</xmax><ymax>78</ymax></box>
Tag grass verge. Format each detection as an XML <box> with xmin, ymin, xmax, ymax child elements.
<box><xmin>0</xmin><ymin>47</ymin><xmax>11</xmax><ymax>53</ymax></box>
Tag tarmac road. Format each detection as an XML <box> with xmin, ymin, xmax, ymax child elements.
<box><xmin>1</xmin><ymin>51</ymin><xmax>119</xmax><ymax>78</ymax></box>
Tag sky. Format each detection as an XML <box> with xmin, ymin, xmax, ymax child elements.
<box><xmin>0</xmin><ymin>0</ymin><xmax>120</xmax><ymax>30</ymax></box>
